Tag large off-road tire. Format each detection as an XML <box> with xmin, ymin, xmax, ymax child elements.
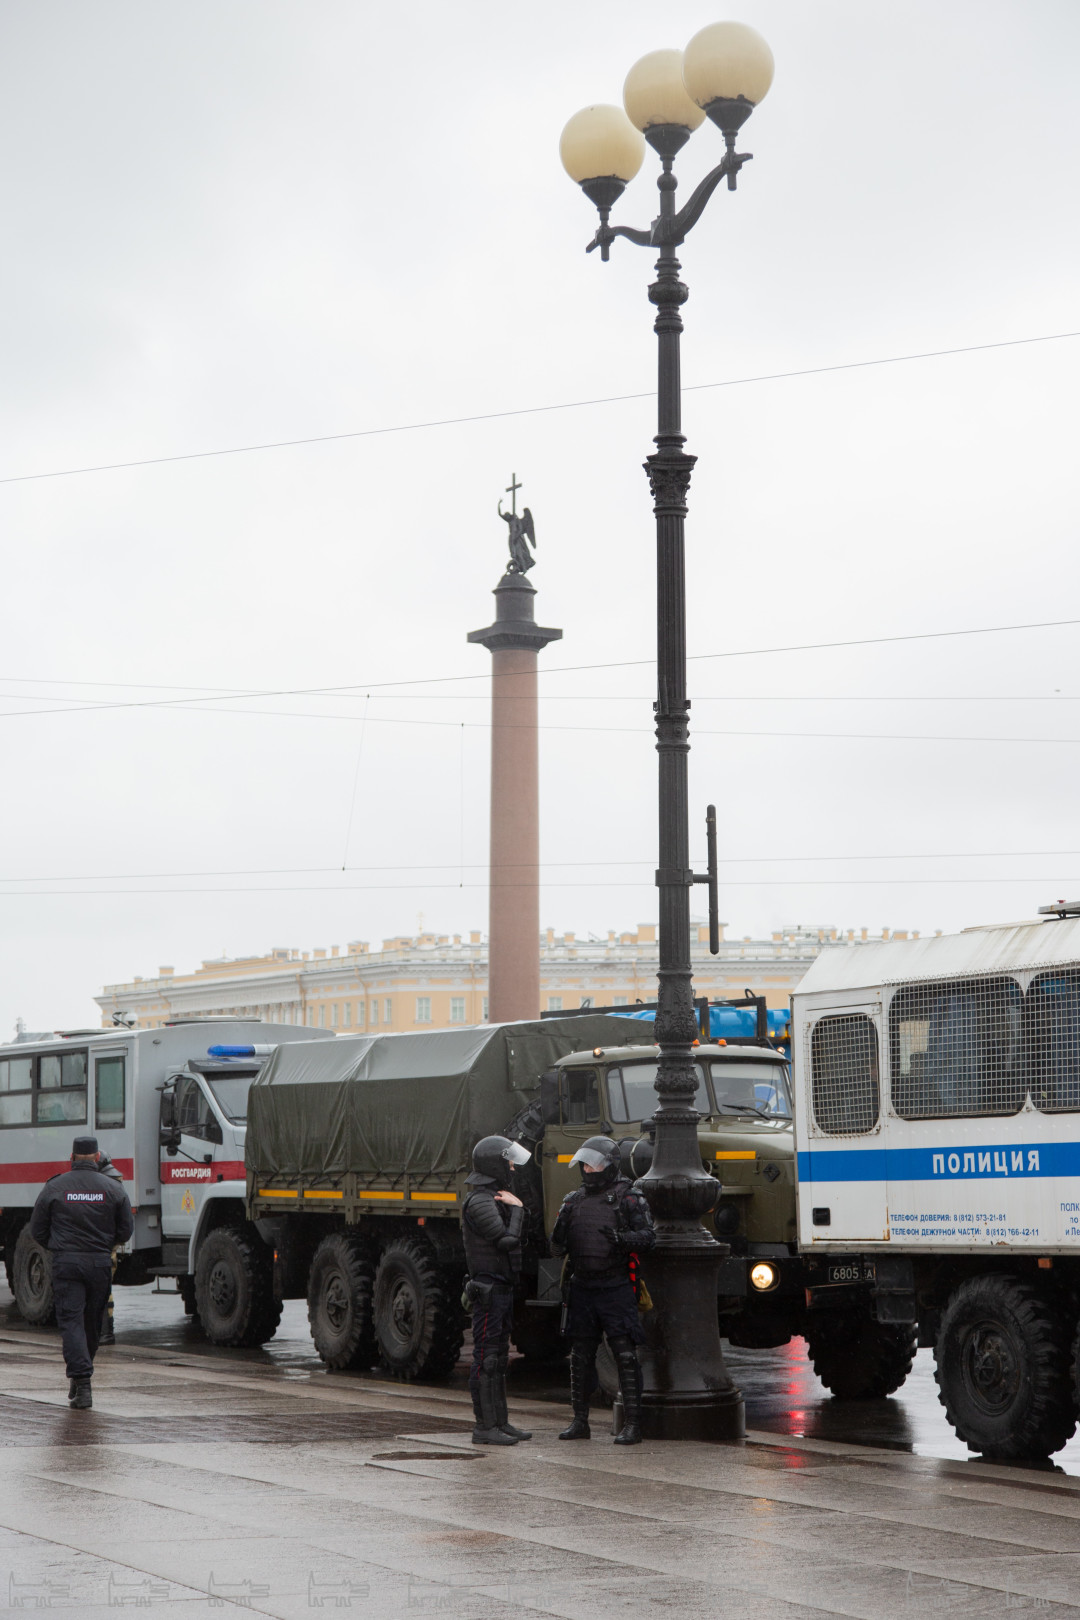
<box><xmin>194</xmin><ymin>1225</ymin><xmax>282</xmax><ymax>1348</ymax></box>
<box><xmin>308</xmin><ymin>1231</ymin><xmax>377</xmax><ymax>1371</ymax></box>
<box><xmin>806</xmin><ymin>1310</ymin><xmax>916</xmax><ymax>1399</ymax></box>
<box><xmin>371</xmin><ymin>1236</ymin><xmax>463</xmax><ymax>1381</ymax></box>
<box><xmin>12</xmin><ymin>1225</ymin><xmax>55</xmax><ymax>1325</ymax></box>
<box><xmin>935</xmin><ymin>1275</ymin><xmax>1076</xmax><ymax>1460</ymax></box>
<box><xmin>510</xmin><ymin>1307</ymin><xmax>569</xmax><ymax>1365</ymax></box>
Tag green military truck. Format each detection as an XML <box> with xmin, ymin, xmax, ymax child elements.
<box><xmin>240</xmin><ymin>1013</ymin><xmax>813</xmax><ymax>1380</ymax></box>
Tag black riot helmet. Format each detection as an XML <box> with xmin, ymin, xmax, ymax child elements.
<box><xmin>569</xmin><ymin>1135</ymin><xmax>621</xmax><ymax>1190</ymax></box>
<box><xmin>466</xmin><ymin>1134</ymin><xmax>532</xmax><ymax>1188</ymax></box>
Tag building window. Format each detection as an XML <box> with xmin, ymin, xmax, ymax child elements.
<box><xmin>318</xmin><ymin>1005</ymin><xmax>326</xmax><ymax>1029</ymax></box>
<box><xmin>416</xmin><ymin>997</ymin><xmax>431</xmax><ymax>1024</ymax></box>
<box><xmin>450</xmin><ymin>997</ymin><xmax>466</xmax><ymax>1024</ymax></box>
<box><xmin>547</xmin><ymin>996</ymin><xmax>563</xmax><ymax>1012</ymax></box>
<box><xmin>357</xmin><ymin>1000</ymin><xmax>365</xmax><ymax>1026</ymax></box>
<box><xmin>613</xmin><ymin>996</ymin><xmax>628</xmax><ymax>1007</ymax></box>
<box><xmin>307</xmin><ymin>1006</ymin><xmax>314</xmax><ymax>1026</ymax></box>
<box><xmin>331</xmin><ymin>1003</ymin><xmax>339</xmax><ymax>1027</ymax></box>
<box><xmin>343</xmin><ymin>1001</ymin><xmax>351</xmax><ymax>1027</ymax></box>
<box><xmin>482</xmin><ymin>997</ymin><xmax>489</xmax><ymax>1022</ymax></box>
<box><xmin>579</xmin><ymin>996</ymin><xmax>593</xmax><ymax>1009</ymax></box>
<box><xmin>370</xmin><ymin>1000</ymin><xmax>378</xmax><ymax>1026</ymax></box>
<box><xmin>384</xmin><ymin>998</ymin><xmax>392</xmax><ymax>1025</ymax></box>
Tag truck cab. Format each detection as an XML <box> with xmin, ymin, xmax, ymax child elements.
<box><xmin>543</xmin><ymin>1041</ymin><xmax>803</xmax><ymax>1346</ymax></box>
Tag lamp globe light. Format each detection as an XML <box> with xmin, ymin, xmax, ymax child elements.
<box><xmin>559</xmin><ymin>104</ymin><xmax>646</xmax><ymax>185</ymax></box>
<box><xmin>623</xmin><ymin>49</ymin><xmax>706</xmax><ymax>134</ymax></box>
<box><xmin>682</xmin><ymin>20</ymin><xmax>774</xmax><ymax>113</ymax></box>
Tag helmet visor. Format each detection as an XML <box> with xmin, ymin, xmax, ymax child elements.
<box><xmin>503</xmin><ymin>1141</ymin><xmax>532</xmax><ymax>1167</ymax></box>
<box><xmin>568</xmin><ymin>1146</ymin><xmax>611</xmax><ymax>1172</ymax></box>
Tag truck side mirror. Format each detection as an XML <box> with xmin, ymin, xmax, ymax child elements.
<box><xmin>539</xmin><ymin>1070</ymin><xmax>560</xmax><ymax>1127</ymax></box>
<box><xmin>159</xmin><ymin>1125</ymin><xmax>181</xmax><ymax>1156</ymax></box>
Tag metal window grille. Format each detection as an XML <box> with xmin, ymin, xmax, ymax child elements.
<box><xmin>890</xmin><ymin>975</ymin><xmax>1023</xmax><ymax>1120</ymax></box>
<box><xmin>810</xmin><ymin>1014</ymin><xmax>880</xmax><ymax>1136</ymax></box>
<box><xmin>1026</xmin><ymin>968</ymin><xmax>1080</xmax><ymax>1112</ymax></box>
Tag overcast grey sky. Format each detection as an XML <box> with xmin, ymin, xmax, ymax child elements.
<box><xmin>0</xmin><ymin>0</ymin><xmax>1077</xmax><ymax>1030</ymax></box>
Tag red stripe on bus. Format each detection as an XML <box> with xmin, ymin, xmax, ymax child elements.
<box><xmin>0</xmin><ymin>1158</ymin><xmax>135</xmax><ymax>1184</ymax></box>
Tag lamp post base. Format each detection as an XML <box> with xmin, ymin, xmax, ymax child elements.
<box><xmin>637</xmin><ymin>1223</ymin><xmax>746</xmax><ymax>1443</ymax></box>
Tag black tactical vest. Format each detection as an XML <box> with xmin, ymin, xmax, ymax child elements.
<box><xmin>565</xmin><ymin>1183</ymin><xmax>626</xmax><ymax>1276</ymax></box>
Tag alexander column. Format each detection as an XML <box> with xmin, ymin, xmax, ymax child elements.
<box><xmin>468</xmin><ymin>477</ymin><xmax>562</xmax><ymax>1022</ymax></box>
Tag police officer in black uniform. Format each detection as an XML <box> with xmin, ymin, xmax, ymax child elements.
<box><xmin>29</xmin><ymin>1135</ymin><xmax>133</xmax><ymax>1409</ymax></box>
<box><xmin>551</xmin><ymin>1135</ymin><xmax>655</xmax><ymax>1446</ymax></box>
<box><xmin>462</xmin><ymin>1134</ymin><xmax>533</xmax><ymax>1446</ymax></box>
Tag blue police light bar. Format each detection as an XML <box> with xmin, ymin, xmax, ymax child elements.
<box><xmin>207</xmin><ymin>1044</ymin><xmax>277</xmax><ymax>1058</ymax></box>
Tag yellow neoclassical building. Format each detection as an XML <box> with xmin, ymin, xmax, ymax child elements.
<box><xmin>94</xmin><ymin>922</ymin><xmax>921</xmax><ymax>1032</ymax></box>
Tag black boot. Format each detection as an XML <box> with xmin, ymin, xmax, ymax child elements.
<box><xmin>494</xmin><ymin>1352</ymin><xmax>531</xmax><ymax>1441</ymax></box>
<box><xmin>68</xmin><ymin>1378</ymin><xmax>77</xmax><ymax>1401</ymax></box>
<box><xmin>98</xmin><ymin>1308</ymin><xmax>115</xmax><ymax>1347</ymax></box>
<box><xmin>613</xmin><ymin>1348</ymin><xmax>642</xmax><ymax>1445</ymax></box>
<box><xmin>473</xmin><ymin>1365</ymin><xmax>518</xmax><ymax>1445</ymax></box>
<box><xmin>70</xmin><ymin>1380</ymin><xmax>92</xmax><ymax>1411</ymax></box>
<box><xmin>558</xmin><ymin>1343</ymin><xmax>593</xmax><ymax>1441</ymax></box>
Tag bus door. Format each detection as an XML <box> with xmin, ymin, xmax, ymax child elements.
<box><xmin>798</xmin><ymin>1005</ymin><xmax>889</xmax><ymax>1243</ymax></box>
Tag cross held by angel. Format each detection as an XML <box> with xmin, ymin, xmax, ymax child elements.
<box><xmin>498</xmin><ymin>473</ymin><xmax>536</xmax><ymax>575</ymax></box>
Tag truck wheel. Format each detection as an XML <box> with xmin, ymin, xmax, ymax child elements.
<box><xmin>372</xmin><ymin>1236</ymin><xmax>463</xmax><ymax>1381</ymax></box>
<box><xmin>308</xmin><ymin>1232</ymin><xmax>377</xmax><ymax>1370</ymax></box>
<box><xmin>935</xmin><ymin>1275</ymin><xmax>1076</xmax><ymax>1460</ymax></box>
<box><xmin>510</xmin><ymin>1307</ymin><xmax>569</xmax><ymax>1365</ymax></box>
<box><xmin>194</xmin><ymin>1225</ymin><xmax>282</xmax><ymax>1348</ymax></box>
<box><xmin>806</xmin><ymin>1311</ymin><xmax>916</xmax><ymax>1399</ymax></box>
<box><xmin>12</xmin><ymin>1225</ymin><xmax>55</xmax><ymax>1325</ymax></box>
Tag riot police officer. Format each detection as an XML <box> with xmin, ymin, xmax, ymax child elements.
<box><xmin>462</xmin><ymin>1134</ymin><xmax>533</xmax><ymax>1446</ymax></box>
<box><xmin>29</xmin><ymin>1135</ymin><xmax>133</xmax><ymax>1409</ymax></box>
<box><xmin>551</xmin><ymin>1136</ymin><xmax>655</xmax><ymax>1446</ymax></box>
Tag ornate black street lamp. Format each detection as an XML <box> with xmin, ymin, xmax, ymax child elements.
<box><xmin>560</xmin><ymin>21</ymin><xmax>774</xmax><ymax>1440</ymax></box>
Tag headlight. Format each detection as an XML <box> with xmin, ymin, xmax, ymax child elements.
<box><xmin>749</xmin><ymin>1261</ymin><xmax>779</xmax><ymax>1292</ymax></box>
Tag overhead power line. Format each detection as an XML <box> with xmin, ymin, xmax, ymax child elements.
<box><xmin>3</xmin><ymin>876</ymin><xmax>1078</xmax><ymax>897</ymax></box>
<box><xmin>1</xmin><ymin>330</ymin><xmax>1075</xmax><ymax>488</ymax></box>
<box><xmin>0</xmin><ymin>616</ymin><xmax>1077</xmax><ymax>721</ymax></box>
<box><xmin>2</xmin><ymin>847</ymin><xmax>1079</xmax><ymax>887</ymax></box>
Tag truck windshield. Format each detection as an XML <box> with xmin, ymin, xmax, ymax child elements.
<box><xmin>710</xmin><ymin>1059</ymin><xmax>792</xmax><ymax>1119</ymax></box>
<box><xmin>204</xmin><ymin>1071</ymin><xmax>258</xmax><ymax>1124</ymax></box>
<box><xmin>609</xmin><ymin>1062</ymin><xmax>710</xmax><ymax>1122</ymax></box>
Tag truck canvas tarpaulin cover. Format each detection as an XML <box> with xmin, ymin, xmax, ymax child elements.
<box><xmin>245</xmin><ymin>1016</ymin><xmax>644</xmax><ymax>1181</ymax></box>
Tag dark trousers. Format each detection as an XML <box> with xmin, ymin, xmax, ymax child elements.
<box><xmin>52</xmin><ymin>1253</ymin><xmax>112</xmax><ymax>1380</ymax></box>
<box><xmin>469</xmin><ymin>1282</ymin><xmax>514</xmax><ymax>1413</ymax></box>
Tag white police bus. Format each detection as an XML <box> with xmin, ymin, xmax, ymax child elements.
<box><xmin>0</xmin><ymin>1019</ymin><xmax>329</xmax><ymax>1343</ymax></box>
<box><xmin>792</xmin><ymin>902</ymin><xmax>1080</xmax><ymax>1460</ymax></box>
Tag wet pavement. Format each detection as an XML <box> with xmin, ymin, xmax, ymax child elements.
<box><xmin>3</xmin><ymin>1282</ymin><xmax>1080</xmax><ymax>1616</ymax></box>
<box><xmin>9</xmin><ymin>1277</ymin><xmax>1080</xmax><ymax>1475</ymax></box>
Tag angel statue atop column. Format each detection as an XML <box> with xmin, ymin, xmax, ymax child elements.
<box><xmin>498</xmin><ymin>474</ymin><xmax>536</xmax><ymax>574</ymax></box>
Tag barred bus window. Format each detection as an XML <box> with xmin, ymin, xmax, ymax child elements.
<box><xmin>1028</xmin><ymin>969</ymin><xmax>1080</xmax><ymax>1113</ymax></box>
<box><xmin>890</xmin><ymin>977</ymin><xmax>1023</xmax><ymax>1119</ymax></box>
<box><xmin>810</xmin><ymin>1015</ymin><xmax>880</xmax><ymax>1135</ymax></box>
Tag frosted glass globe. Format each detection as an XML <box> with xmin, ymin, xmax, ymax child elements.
<box><xmin>623</xmin><ymin>49</ymin><xmax>706</xmax><ymax>133</ymax></box>
<box><xmin>682</xmin><ymin>21</ymin><xmax>774</xmax><ymax>109</ymax></box>
<box><xmin>559</xmin><ymin>104</ymin><xmax>646</xmax><ymax>184</ymax></box>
